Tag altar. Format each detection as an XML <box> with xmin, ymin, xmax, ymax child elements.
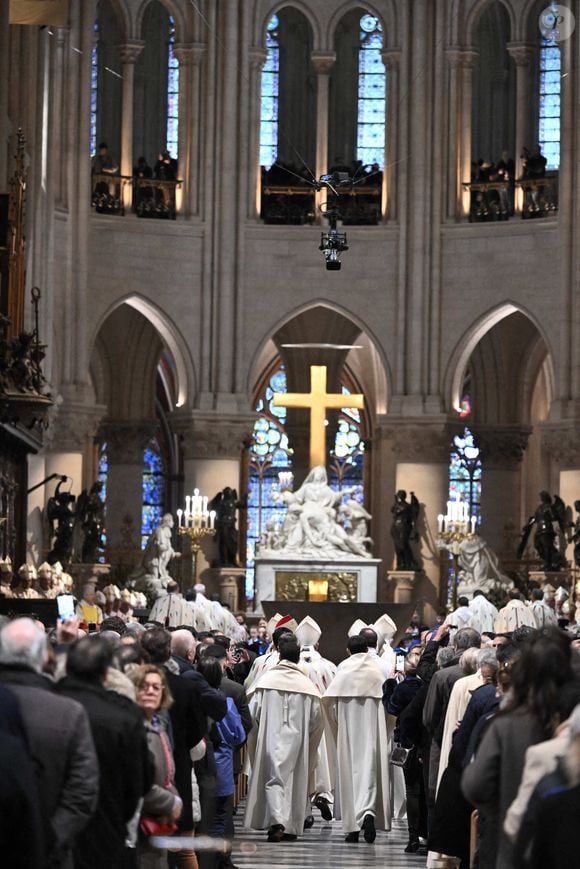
<box><xmin>254</xmin><ymin>557</ymin><xmax>381</xmax><ymax>612</ymax></box>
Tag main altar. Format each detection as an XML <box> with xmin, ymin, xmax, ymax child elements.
<box><xmin>254</xmin><ymin>366</ymin><xmax>381</xmax><ymax>611</ymax></box>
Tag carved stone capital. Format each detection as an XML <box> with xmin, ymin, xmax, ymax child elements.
<box><xmin>381</xmin><ymin>48</ymin><xmax>401</xmax><ymax>69</ymax></box>
<box><xmin>376</xmin><ymin>417</ymin><xmax>461</xmax><ymax>463</ymax></box>
<box><xmin>45</xmin><ymin>402</ymin><xmax>106</xmax><ymax>452</ymax></box>
<box><xmin>117</xmin><ymin>41</ymin><xmax>145</xmax><ymax>65</ymax></box>
<box><xmin>311</xmin><ymin>51</ymin><xmax>336</xmax><ymax>75</ymax></box>
<box><xmin>474</xmin><ymin>425</ymin><xmax>531</xmax><ymax>470</ymax></box>
<box><xmin>170</xmin><ymin>410</ymin><xmax>256</xmax><ymax>460</ymax></box>
<box><xmin>173</xmin><ymin>42</ymin><xmax>205</xmax><ymax>67</ymax></box>
<box><xmin>446</xmin><ymin>47</ymin><xmax>478</xmax><ymax>70</ymax></box>
<box><xmin>249</xmin><ymin>46</ymin><xmax>268</xmax><ymax>71</ymax></box>
<box><xmin>540</xmin><ymin>423</ymin><xmax>580</xmax><ymax>468</ymax></box>
<box><xmin>98</xmin><ymin>419</ymin><xmax>158</xmax><ymax>464</ymax></box>
<box><xmin>506</xmin><ymin>42</ymin><xmax>535</xmax><ymax>67</ymax></box>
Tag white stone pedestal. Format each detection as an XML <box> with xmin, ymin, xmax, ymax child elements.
<box><xmin>389</xmin><ymin>570</ymin><xmax>419</xmax><ymax>604</ymax></box>
<box><xmin>254</xmin><ymin>558</ymin><xmax>381</xmax><ymax>613</ymax></box>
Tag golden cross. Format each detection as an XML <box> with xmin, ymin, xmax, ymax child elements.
<box><xmin>273</xmin><ymin>365</ymin><xmax>364</xmax><ymax>469</ymax></box>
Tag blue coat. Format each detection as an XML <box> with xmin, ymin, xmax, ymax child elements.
<box><xmin>214</xmin><ymin>697</ymin><xmax>246</xmax><ymax>797</ymax></box>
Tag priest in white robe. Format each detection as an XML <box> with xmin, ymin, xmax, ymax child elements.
<box><xmin>530</xmin><ymin>588</ymin><xmax>558</xmax><ymax>628</ymax></box>
<box><xmin>243</xmin><ymin>615</ymin><xmax>297</xmax><ymax>690</ymax></box>
<box><xmin>245</xmin><ymin>636</ymin><xmax>324</xmax><ymax>841</ymax></box>
<box><xmin>444</xmin><ymin>596</ymin><xmax>473</xmax><ymax>639</ymax></box>
<box><xmin>148</xmin><ymin>582</ymin><xmax>195</xmax><ymax>628</ymax></box>
<box><xmin>323</xmin><ymin>635</ymin><xmax>391</xmax><ymax>843</ymax></box>
<box><xmin>495</xmin><ymin>589</ymin><xmax>536</xmax><ymax>633</ymax></box>
<box><xmin>468</xmin><ymin>590</ymin><xmax>499</xmax><ymax>634</ymax></box>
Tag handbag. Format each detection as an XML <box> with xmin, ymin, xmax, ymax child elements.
<box><xmin>391</xmin><ymin>744</ymin><xmax>412</xmax><ymax>767</ymax></box>
<box><xmin>139</xmin><ymin>816</ymin><xmax>177</xmax><ymax>837</ymax></box>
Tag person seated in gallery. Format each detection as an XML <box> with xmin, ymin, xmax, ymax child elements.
<box><xmin>90</xmin><ymin>141</ymin><xmax>119</xmax><ymax>203</ymax></box>
<box><xmin>522</xmin><ymin>144</ymin><xmax>548</xmax><ymax>213</ymax></box>
<box><xmin>154</xmin><ymin>149</ymin><xmax>178</xmax><ymax>210</ymax></box>
<box><xmin>132</xmin><ymin>156</ymin><xmax>153</xmax><ymax>213</ymax></box>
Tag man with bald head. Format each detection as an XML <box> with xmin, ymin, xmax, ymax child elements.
<box><xmin>0</xmin><ymin>618</ymin><xmax>99</xmax><ymax>868</ymax></box>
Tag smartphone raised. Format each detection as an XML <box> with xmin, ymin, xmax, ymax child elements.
<box><xmin>56</xmin><ymin>593</ymin><xmax>75</xmax><ymax>621</ymax></box>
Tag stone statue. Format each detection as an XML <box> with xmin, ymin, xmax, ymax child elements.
<box><xmin>390</xmin><ymin>490</ymin><xmax>420</xmax><ymax>570</ymax></box>
<box><xmin>46</xmin><ymin>478</ymin><xmax>76</xmax><ymax>565</ymax></box>
<box><xmin>129</xmin><ymin>513</ymin><xmax>181</xmax><ymax>601</ymax></box>
<box><xmin>447</xmin><ymin>535</ymin><xmax>512</xmax><ymax>598</ymax></box>
<box><xmin>518</xmin><ymin>490</ymin><xmax>568</xmax><ymax>571</ymax></box>
<box><xmin>77</xmin><ymin>481</ymin><xmax>105</xmax><ymax>563</ymax></box>
<box><xmin>257</xmin><ymin>466</ymin><xmax>372</xmax><ymax>560</ymax></box>
<box><xmin>209</xmin><ymin>487</ymin><xmax>245</xmax><ymax>567</ymax></box>
<box><xmin>568</xmin><ymin>500</ymin><xmax>580</xmax><ymax>568</ymax></box>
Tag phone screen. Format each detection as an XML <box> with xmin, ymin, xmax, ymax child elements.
<box><xmin>57</xmin><ymin>594</ymin><xmax>75</xmax><ymax>621</ymax></box>
<box><xmin>395</xmin><ymin>654</ymin><xmax>406</xmax><ymax>672</ymax></box>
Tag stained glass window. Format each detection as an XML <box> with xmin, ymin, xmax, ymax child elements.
<box><xmin>97</xmin><ymin>443</ymin><xmax>108</xmax><ymax>557</ymax></box>
<box><xmin>449</xmin><ymin>427</ymin><xmax>482</xmax><ymax>524</ymax></box>
<box><xmin>357</xmin><ymin>14</ymin><xmax>386</xmax><ymax>169</ymax></box>
<box><xmin>259</xmin><ymin>15</ymin><xmax>280</xmax><ymax>168</ymax></box>
<box><xmin>90</xmin><ymin>20</ymin><xmax>99</xmax><ymax>156</ymax></box>
<box><xmin>142</xmin><ymin>439</ymin><xmax>166</xmax><ymax>548</ymax></box>
<box><xmin>246</xmin><ymin>364</ymin><xmax>292</xmax><ymax>600</ymax></box>
<box><xmin>538</xmin><ymin>37</ymin><xmax>561</xmax><ymax>170</ymax></box>
<box><xmin>329</xmin><ymin>386</ymin><xmax>365</xmax><ymax>504</ymax></box>
<box><xmin>166</xmin><ymin>15</ymin><xmax>179</xmax><ymax>158</ymax></box>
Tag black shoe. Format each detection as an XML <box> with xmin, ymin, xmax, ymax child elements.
<box><xmin>267</xmin><ymin>824</ymin><xmax>285</xmax><ymax>842</ymax></box>
<box><xmin>405</xmin><ymin>840</ymin><xmax>420</xmax><ymax>853</ymax></box>
<box><xmin>281</xmin><ymin>834</ymin><xmax>297</xmax><ymax>841</ymax></box>
<box><xmin>362</xmin><ymin>814</ymin><xmax>376</xmax><ymax>844</ymax></box>
<box><xmin>303</xmin><ymin>815</ymin><xmax>315</xmax><ymax>830</ymax></box>
<box><xmin>345</xmin><ymin>831</ymin><xmax>359</xmax><ymax>843</ymax></box>
<box><xmin>314</xmin><ymin>795</ymin><xmax>332</xmax><ymax>821</ymax></box>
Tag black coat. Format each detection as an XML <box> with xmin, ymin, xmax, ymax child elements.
<box><xmin>0</xmin><ymin>665</ymin><xmax>99</xmax><ymax>869</ymax></box>
<box><xmin>57</xmin><ymin>676</ymin><xmax>148</xmax><ymax>869</ymax></box>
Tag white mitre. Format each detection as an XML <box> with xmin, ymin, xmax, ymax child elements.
<box><xmin>348</xmin><ymin>618</ymin><xmax>368</xmax><ymax>637</ymax></box>
<box><xmin>295</xmin><ymin>616</ymin><xmax>322</xmax><ymax>648</ymax></box>
<box><xmin>266</xmin><ymin>612</ymin><xmax>283</xmax><ymax>637</ymax></box>
<box><xmin>373</xmin><ymin>613</ymin><xmax>397</xmax><ymax>647</ymax></box>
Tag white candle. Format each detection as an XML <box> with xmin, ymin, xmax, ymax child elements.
<box><xmin>202</xmin><ymin>495</ymin><xmax>208</xmax><ymax>514</ymax></box>
<box><xmin>209</xmin><ymin>510</ymin><xmax>216</xmax><ymax>529</ymax></box>
<box><xmin>470</xmin><ymin>515</ymin><xmax>477</xmax><ymax>534</ymax></box>
<box><xmin>437</xmin><ymin>514</ymin><xmax>444</xmax><ymax>533</ymax></box>
<box><xmin>177</xmin><ymin>509</ymin><xmax>183</xmax><ymax>527</ymax></box>
<box><xmin>185</xmin><ymin>495</ymin><xmax>191</xmax><ymax>516</ymax></box>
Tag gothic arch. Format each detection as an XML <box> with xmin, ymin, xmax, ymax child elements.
<box><xmin>327</xmin><ymin>1</ymin><xmax>396</xmax><ymax>50</ymax></box>
<box><xmin>134</xmin><ymin>0</ymin><xmax>187</xmax><ymax>42</ymax></box>
<box><xmin>256</xmin><ymin>1</ymin><xmax>322</xmax><ymax>49</ymax></box>
<box><xmin>445</xmin><ymin>302</ymin><xmax>554</xmax><ymax>418</ymax></box>
<box><xmin>464</xmin><ymin>0</ymin><xmax>517</xmax><ymax>45</ymax></box>
<box><xmin>102</xmin><ymin>0</ymin><xmax>131</xmax><ymax>40</ymax></box>
<box><xmin>247</xmin><ymin>299</ymin><xmax>391</xmax><ymax>418</ymax></box>
<box><xmin>90</xmin><ymin>294</ymin><xmax>196</xmax><ymax>409</ymax></box>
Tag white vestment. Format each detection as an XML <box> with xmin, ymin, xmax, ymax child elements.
<box><xmin>149</xmin><ymin>593</ymin><xmax>195</xmax><ymax>628</ymax></box>
<box><xmin>495</xmin><ymin>599</ymin><xmax>536</xmax><ymax>633</ymax></box>
<box><xmin>444</xmin><ymin>605</ymin><xmax>473</xmax><ymax>637</ymax></box>
<box><xmin>531</xmin><ymin>599</ymin><xmax>558</xmax><ymax>629</ymax></box>
<box><xmin>299</xmin><ymin>646</ymin><xmax>338</xmax><ymax>800</ymax></box>
<box><xmin>436</xmin><ymin>671</ymin><xmax>483</xmax><ymax>793</ymax></box>
<box><xmin>245</xmin><ymin>661</ymin><xmax>323</xmax><ymax>836</ymax></box>
<box><xmin>468</xmin><ymin>595</ymin><xmax>499</xmax><ymax>634</ymax></box>
<box><xmin>244</xmin><ymin>648</ymin><xmax>279</xmax><ymax>691</ymax></box>
<box><xmin>323</xmin><ymin>653</ymin><xmax>391</xmax><ymax>834</ymax></box>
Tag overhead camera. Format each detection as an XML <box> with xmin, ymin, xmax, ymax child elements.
<box><xmin>319</xmin><ymin>228</ymin><xmax>348</xmax><ymax>271</ymax></box>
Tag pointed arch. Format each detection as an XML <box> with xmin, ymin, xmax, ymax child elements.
<box><xmin>445</xmin><ymin>302</ymin><xmax>554</xmax><ymax>416</ymax></box>
<box><xmin>134</xmin><ymin>0</ymin><xmax>187</xmax><ymax>42</ymax></box>
<box><xmin>90</xmin><ymin>294</ymin><xmax>196</xmax><ymax>409</ymax></box>
<box><xmin>327</xmin><ymin>0</ymin><xmax>397</xmax><ymax>50</ymax></box>
<box><xmin>256</xmin><ymin>1</ymin><xmax>322</xmax><ymax>49</ymax></box>
<box><xmin>464</xmin><ymin>0</ymin><xmax>517</xmax><ymax>44</ymax></box>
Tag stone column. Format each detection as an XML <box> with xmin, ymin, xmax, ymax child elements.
<box><xmin>52</xmin><ymin>27</ymin><xmax>69</xmax><ymax>209</ymax></box>
<box><xmin>99</xmin><ymin>419</ymin><xmax>157</xmax><ymax>554</ymax></box>
<box><xmin>381</xmin><ymin>421</ymin><xmax>459</xmax><ymax>613</ymax></box>
<box><xmin>249</xmin><ymin>46</ymin><xmax>267</xmax><ymax>219</ymax></box>
<box><xmin>311</xmin><ymin>51</ymin><xmax>335</xmax><ymax>217</ymax></box>
<box><xmin>0</xmin><ymin>0</ymin><xmax>10</xmax><ymax>192</ymax></box>
<box><xmin>117</xmin><ymin>41</ymin><xmax>144</xmax><ymax>211</ymax></box>
<box><xmin>445</xmin><ymin>48</ymin><xmax>478</xmax><ymax>219</ymax></box>
<box><xmin>381</xmin><ymin>48</ymin><xmax>400</xmax><ymax>220</ymax></box>
<box><xmin>173</xmin><ymin>42</ymin><xmax>205</xmax><ymax>218</ymax></box>
<box><xmin>476</xmin><ymin>425</ymin><xmax>531</xmax><ymax>557</ymax></box>
<box><xmin>507</xmin><ymin>43</ymin><xmax>534</xmax><ymax>200</ymax></box>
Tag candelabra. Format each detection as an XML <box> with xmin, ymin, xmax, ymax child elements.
<box><xmin>176</xmin><ymin>488</ymin><xmax>216</xmax><ymax>584</ymax></box>
<box><xmin>436</xmin><ymin>495</ymin><xmax>477</xmax><ymax>608</ymax></box>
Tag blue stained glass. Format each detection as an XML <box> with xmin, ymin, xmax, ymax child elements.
<box><xmin>259</xmin><ymin>17</ymin><xmax>280</xmax><ymax>168</ymax></box>
<box><xmin>141</xmin><ymin>440</ymin><xmax>166</xmax><ymax>548</ymax></box>
<box><xmin>357</xmin><ymin>14</ymin><xmax>386</xmax><ymax>169</ymax></box>
<box><xmin>90</xmin><ymin>20</ymin><xmax>99</xmax><ymax>157</ymax></box>
<box><xmin>166</xmin><ymin>16</ymin><xmax>179</xmax><ymax>158</ymax></box>
<box><xmin>448</xmin><ymin>426</ymin><xmax>482</xmax><ymax>524</ymax></box>
<box><xmin>538</xmin><ymin>39</ymin><xmax>561</xmax><ymax>169</ymax></box>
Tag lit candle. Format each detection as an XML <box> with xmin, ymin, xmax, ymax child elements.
<box><xmin>209</xmin><ymin>510</ymin><xmax>216</xmax><ymax>529</ymax></box>
<box><xmin>177</xmin><ymin>509</ymin><xmax>183</xmax><ymax>527</ymax></box>
<box><xmin>437</xmin><ymin>514</ymin><xmax>444</xmax><ymax>533</ymax></box>
<box><xmin>470</xmin><ymin>515</ymin><xmax>477</xmax><ymax>535</ymax></box>
<box><xmin>185</xmin><ymin>495</ymin><xmax>191</xmax><ymax>516</ymax></box>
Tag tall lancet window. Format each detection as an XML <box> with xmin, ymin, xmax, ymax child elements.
<box><xmin>259</xmin><ymin>14</ymin><xmax>280</xmax><ymax>168</ymax></box>
<box><xmin>357</xmin><ymin>14</ymin><xmax>386</xmax><ymax>169</ymax></box>
<box><xmin>448</xmin><ymin>427</ymin><xmax>482</xmax><ymax>524</ymax></box>
<box><xmin>329</xmin><ymin>383</ymin><xmax>365</xmax><ymax>504</ymax></box>
<box><xmin>166</xmin><ymin>15</ymin><xmax>179</xmax><ymax>156</ymax></box>
<box><xmin>90</xmin><ymin>20</ymin><xmax>99</xmax><ymax>156</ymax></box>
<box><xmin>538</xmin><ymin>37</ymin><xmax>561</xmax><ymax>169</ymax></box>
<box><xmin>142</xmin><ymin>439</ymin><xmax>166</xmax><ymax>548</ymax></box>
<box><xmin>246</xmin><ymin>365</ymin><xmax>292</xmax><ymax>601</ymax></box>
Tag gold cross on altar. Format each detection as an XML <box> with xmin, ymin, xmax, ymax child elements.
<box><xmin>273</xmin><ymin>365</ymin><xmax>364</xmax><ymax>469</ymax></box>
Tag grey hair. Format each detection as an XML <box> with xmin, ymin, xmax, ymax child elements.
<box><xmin>460</xmin><ymin>647</ymin><xmax>480</xmax><ymax>675</ymax></box>
<box><xmin>436</xmin><ymin>646</ymin><xmax>456</xmax><ymax>668</ymax></box>
<box><xmin>477</xmin><ymin>648</ymin><xmax>498</xmax><ymax>670</ymax></box>
<box><xmin>124</xmin><ymin>621</ymin><xmax>145</xmax><ymax>637</ymax></box>
<box><xmin>0</xmin><ymin>618</ymin><xmax>47</xmax><ymax>672</ymax></box>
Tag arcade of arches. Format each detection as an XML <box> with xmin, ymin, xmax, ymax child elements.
<box><xmin>2</xmin><ymin>0</ymin><xmax>580</xmax><ymax>615</ymax></box>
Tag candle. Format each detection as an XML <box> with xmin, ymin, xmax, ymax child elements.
<box><xmin>209</xmin><ymin>510</ymin><xmax>215</xmax><ymax>529</ymax></box>
<box><xmin>177</xmin><ymin>509</ymin><xmax>183</xmax><ymax>527</ymax></box>
<box><xmin>470</xmin><ymin>515</ymin><xmax>477</xmax><ymax>535</ymax></box>
<box><xmin>437</xmin><ymin>514</ymin><xmax>444</xmax><ymax>533</ymax></box>
<box><xmin>185</xmin><ymin>495</ymin><xmax>191</xmax><ymax>516</ymax></box>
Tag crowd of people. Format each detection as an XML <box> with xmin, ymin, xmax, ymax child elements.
<box><xmin>469</xmin><ymin>145</ymin><xmax>556</xmax><ymax>220</ymax></box>
<box><xmin>1</xmin><ymin>581</ymin><xmax>579</xmax><ymax>869</ymax></box>
<box><xmin>90</xmin><ymin>142</ymin><xmax>179</xmax><ymax>217</ymax></box>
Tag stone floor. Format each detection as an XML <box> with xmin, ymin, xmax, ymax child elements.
<box><xmin>231</xmin><ymin>806</ymin><xmax>428</xmax><ymax>869</ymax></box>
